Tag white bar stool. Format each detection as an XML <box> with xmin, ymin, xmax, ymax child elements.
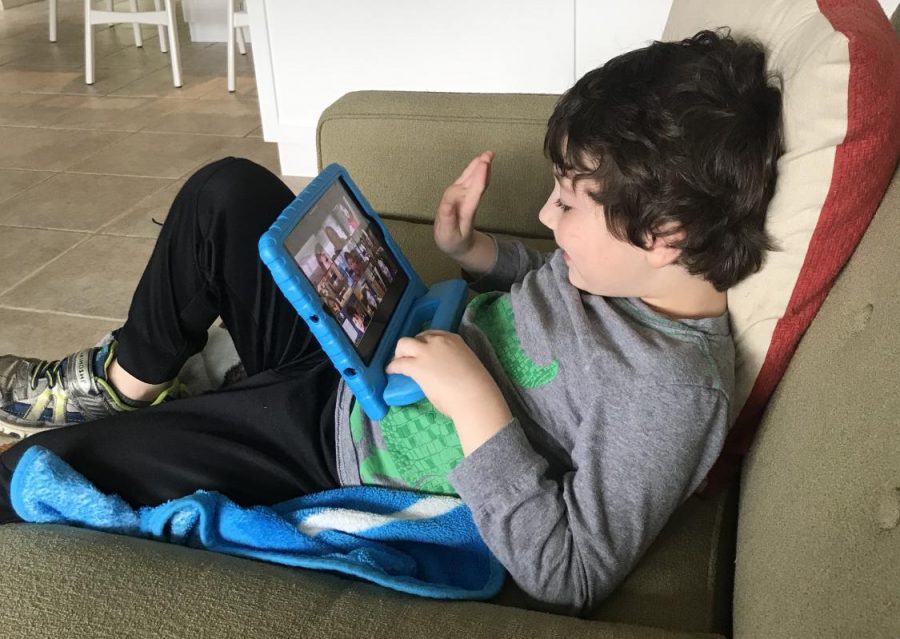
<box><xmin>50</xmin><ymin>0</ymin><xmax>147</xmax><ymax>45</ymax></box>
<box><xmin>227</xmin><ymin>0</ymin><xmax>249</xmax><ymax>93</ymax></box>
<box><xmin>84</xmin><ymin>0</ymin><xmax>183</xmax><ymax>87</ymax></box>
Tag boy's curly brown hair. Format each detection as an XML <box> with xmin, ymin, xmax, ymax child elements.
<box><xmin>545</xmin><ymin>28</ymin><xmax>784</xmax><ymax>291</ymax></box>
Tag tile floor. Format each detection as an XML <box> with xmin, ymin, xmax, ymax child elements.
<box><xmin>0</xmin><ymin>1</ymin><xmax>311</xmax><ymax>445</ymax></box>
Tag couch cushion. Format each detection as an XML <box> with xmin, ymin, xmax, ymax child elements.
<box><xmin>0</xmin><ymin>523</ymin><xmax>726</xmax><ymax>639</ymax></box>
<box><xmin>318</xmin><ymin>91</ymin><xmax>559</xmax><ymax>240</ymax></box>
<box><xmin>663</xmin><ymin>0</ymin><xmax>900</xmax><ymax>496</ymax></box>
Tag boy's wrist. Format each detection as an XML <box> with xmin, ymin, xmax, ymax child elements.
<box><xmin>452</xmin><ymin>231</ymin><xmax>497</xmax><ymax>278</ymax></box>
<box><xmin>452</xmin><ymin>394</ymin><xmax>513</xmax><ymax>457</ymax></box>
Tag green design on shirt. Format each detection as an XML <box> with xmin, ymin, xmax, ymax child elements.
<box><xmin>370</xmin><ymin>399</ymin><xmax>463</xmax><ymax>494</ymax></box>
<box><xmin>466</xmin><ymin>293</ymin><xmax>559</xmax><ymax>388</ymax></box>
<box><xmin>352</xmin><ymin>291</ymin><xmax>559</xmax><ymax>493</ymax></box>
<box><xmin>351</xmin><ymin>385</ymin><xmax>461</xmax><ymax>492</ymax></box>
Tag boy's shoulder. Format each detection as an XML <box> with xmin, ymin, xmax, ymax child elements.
<box><xmin>571</xmin><ymin>295</ymin><xmax>735</xmax><ymax>395</ymax></box>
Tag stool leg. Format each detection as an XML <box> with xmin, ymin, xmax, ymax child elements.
<box><xmin>236</xmin><ymin>27</ymin><xmax>247</xmax><ymax>56</ymax></box>
<box><xmin>163</xmin><ymin>0</ymin><xmax>182</xmax><ymax>87</ymax></box>
<box><xmin>227</xmin><ymin>0</ymin><xmax>236</xmax><ymax>92</ymax></box>
<box><xmin>49</xmin><ymin>0</ymin><xmax>58</xmax><ymax>42</ymax></box>
<box><xmin>235</xmin><ymin>2</ymin><xmax>247</xmax><ymax>56</ymax></box>
<box><xmin>106</xmin><ymin>0</ymin><xmax>114</xmax><ymax>29</ymax></box>
<box><xmin>84</xmin><ymin>0</ymin><xmax>95</xmax><ymax>85</ymax></box>
<box><xmin>129</xmin><ymin>0</ymin><xmax>144</xmax><ymax>48</ymax></box>
<box><xmin>154</xmin><ymin>0</ymin><xmax>168</xmax><ymax>53</ymax></box>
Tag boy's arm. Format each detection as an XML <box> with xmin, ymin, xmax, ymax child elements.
<box><xmin>455</xmin><ymin>231</ymin><xmax>552</xmax><ymax>293</ymax></box>
<box><xmin>447</xmin><ymin>383</ymin><xmax>729</xmax><ymax>616</ymax></box>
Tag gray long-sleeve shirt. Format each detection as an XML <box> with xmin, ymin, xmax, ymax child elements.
<box><xmin>334</xmin><ymin>235</ymin><xmax>734</xmax><ymax>616</ymax></box>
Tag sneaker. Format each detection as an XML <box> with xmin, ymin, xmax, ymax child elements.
<box><xmin>0</xmin><ymin>341</ymin><xmax>181</xmax><ymax>440</ymax></box>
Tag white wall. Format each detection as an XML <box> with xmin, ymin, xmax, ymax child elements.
<box><xmin>245</xmin><ymin>0</ymin><xmax>898</xmax><ymax>177</ymax></box>
<box><xmin>575</xmin><ymin>0</ymin><xmax>672</xmax><ymax>77</ymax></box>
<box><xmin>248</xmin><ymin>0</ymin><xmax>673</xmax><ymax>176</ymax></box>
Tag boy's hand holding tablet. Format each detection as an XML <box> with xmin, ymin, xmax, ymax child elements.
<box><xmin>385</xmin><ymin>328</ymin><xmax>512</xmax><ymax>456</ymax></box>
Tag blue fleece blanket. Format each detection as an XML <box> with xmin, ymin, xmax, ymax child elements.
<box><xmin>10</xmin><ymin>446</ymin><xmax>505</xmax><ymax>600</ymax></box>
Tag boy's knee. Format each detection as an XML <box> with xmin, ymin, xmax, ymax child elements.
<box><xmin>192</xmin><ymin>157</ymin><xmax>278</xmax><ymax>206</ymax></box>
<box><xmin>178</xmin><ymin>157</ymin><xmax>292</xmax><ymax>233</ymax></box>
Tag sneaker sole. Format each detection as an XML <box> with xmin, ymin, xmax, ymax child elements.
<box><xmin>0</xmin><ymin>415</ymin><xmax>69</xmax><ymax>440</ymax></box>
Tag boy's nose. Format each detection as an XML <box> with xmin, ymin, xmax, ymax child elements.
<box><xmin>538</xmin><ymin>200</ymin><xmax>557</xmax><ymax>230</ymax></box>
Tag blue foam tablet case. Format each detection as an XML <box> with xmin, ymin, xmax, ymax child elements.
<box><xmin>258</xmin><ymin>163</ymin><xmax>468</xmax><ymax>421</ymax></box>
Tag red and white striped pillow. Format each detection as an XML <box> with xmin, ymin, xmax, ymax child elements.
<box><xmin>663</xmin><ymin>0</ymin><xmax>900</xmax><ymax>497</ymax></box>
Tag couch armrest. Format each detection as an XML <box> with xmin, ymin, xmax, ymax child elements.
<box><xmin>317</xmin><ymin>91</ymin><xmax>558</xmax><ymax>241</ymax></box>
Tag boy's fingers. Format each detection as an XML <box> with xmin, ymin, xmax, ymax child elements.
<box><xmin>472</xmin><ymin>158</ymin><xmax>491</xmax><ymax>191</ymax></box>
<box><xmin>392</xmin><ymin>335</ymin><xmax>424</xmax><ymax>359</ymax></box>
<box><xmin>455</xmin><ymin>151</ymin><xmax>493</xmax><ymax>185</ymax></box>
<box><xmin>453</xmin><ymin>163</ymin><xmax>489</xmax><ymax>214</ymax></box>
<box><xmin>385</xmin><ymin>357</ymin><xmax>406</xmax><ymax>376</ymax></box>
<box><xmin>461</xmin><ymin>166</ymin><xmax>490</xmax><ymax>209</ymax></box>
<box><xmin>416</xmin><ymin>329</ymin><xmax>451</xmax><ymax>338</ymax></box>
<box><xmin>392</xmin><ymin>330</ymin><xmax>440</xmax><ymax>361</ymax></box>
<box><xmin>455</xmin><ymin>157</ymin><xmax>483</xmax><ymax>185</ymax></box>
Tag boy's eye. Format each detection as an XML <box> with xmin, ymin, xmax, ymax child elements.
<box><xmin>555</xmin><ymin>198</ymin><xmax>572</xmax><ymax>213</ymax></box>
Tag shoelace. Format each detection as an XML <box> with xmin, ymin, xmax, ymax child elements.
<box><xmin>29</xmin><ymin>359</ymin><xmax>66</xmax><ymax>392</ymax></box>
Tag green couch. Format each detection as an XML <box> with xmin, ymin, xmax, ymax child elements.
<box><xmin>2</xmin><ymin>19</ymin><xmax>898</xmax><ymax>639</ymax></box>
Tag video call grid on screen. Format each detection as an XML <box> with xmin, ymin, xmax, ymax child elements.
<box><xmin>282</xmin><ymin>179</ymin><xmax>407</xmax><ymax>365</ymax></box>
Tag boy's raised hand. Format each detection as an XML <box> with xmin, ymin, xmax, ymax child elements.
<box><xmin>434</xmin><ymin>151</ymin><xmax>494</xmax><ymax>259</ymax></box>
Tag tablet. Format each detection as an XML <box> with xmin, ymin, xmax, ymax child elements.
<box><xmin>259</xmin><ymin>163</ymin><xmax>468</xmax><ymax>420</ymax></box>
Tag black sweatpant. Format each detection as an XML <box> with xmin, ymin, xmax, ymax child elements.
<box><xmin>0</xmin><ymin>157</ymin><xmax>343</xmax><ymax>525</ymax></box>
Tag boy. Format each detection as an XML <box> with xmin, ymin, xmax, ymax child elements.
<box><xmin>0</xmin><ymin>29</ymin><xmax>782</xmax><ymax>617</ymax></box>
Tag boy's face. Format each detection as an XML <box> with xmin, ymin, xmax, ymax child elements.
<box><xmin>538</xmin><ymin>175</ymin><xmax>657</xmax><ymax>297</ymax></box>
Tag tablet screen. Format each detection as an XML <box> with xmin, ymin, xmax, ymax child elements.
<box><xmin>283</xmin><ymin>178</ymin><xmax>408</xmax><ymax>365</ymax></box>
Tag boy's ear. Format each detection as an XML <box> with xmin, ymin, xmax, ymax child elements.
<box><xmin>644</xmin><ymin>225</ymin><xmax>685</xmax><ymax>269</ymax></box>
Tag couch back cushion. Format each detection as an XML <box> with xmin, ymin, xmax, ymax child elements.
<box><xmin>318</xmin><ymin>91</ymin><xmax>559</xmax><ymax>240</ymax></box>
<box><xmin>663</xmin><ymin>0</ymin><xmax>900</xmax><ymax>496</ymax></box>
